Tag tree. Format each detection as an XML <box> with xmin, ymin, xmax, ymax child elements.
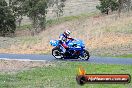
<box><xmin>0</xmin><ymin>0</ymin><xmax>16</xmax><ymax>36</ymax></box>
<box><xmin>9</xmin><ymin>0</ymin><xmax>25</xmax><ymax>27</ymax></box>
<box><xmin>96</xmin><ymin>0</ymin><xmax>119</xmax><ymax>14</ymax></box>
<box><xmin>17</xmin><ymin>0</ymin><xmax>48</xmax><ymax>34</ymax></box>
<box><xmin>119</xmin><ymin>0</ymin><xmax>131</xmax><ymax>12</ymax></box>
<box><xmin>50</xmin><ymin>0</ymin><xmax>66</xmax><ymax>17</ymax></box>
<box><xmin>97</xmin><ymin>0</ymin><xmax>132</xmax><ymax>16</ymax></box>
<box><xmin>7</xmin><ymin>0</ymin><xmax>67</xmax><ymax>36</ymax></box>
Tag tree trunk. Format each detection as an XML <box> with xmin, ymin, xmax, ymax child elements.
<box><xmin>118</xmin><ymin>0</ymin><xmax>123</xmax><ymax>17</ymax></box>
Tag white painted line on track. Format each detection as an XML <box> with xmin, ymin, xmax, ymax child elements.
<box><xmin>0</xmin><ymin>58</ymin><xmax>47</xmax><ymax>62</ymax></box>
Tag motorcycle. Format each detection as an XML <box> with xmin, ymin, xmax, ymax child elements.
<box><xmin>50</xmin><ymin>39</ymin><xmax>90</xmax><ymax>60</ymax></box>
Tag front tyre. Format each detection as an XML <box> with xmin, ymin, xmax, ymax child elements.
<box><xmin>79</xmin><ymin>50</ymin><xmax>90</xmax><ymax>60</ymax></box>
<box><xmin>52</xmin><ymin>47</ymin><xmax>63</xmax><ymax>59</ymax></box>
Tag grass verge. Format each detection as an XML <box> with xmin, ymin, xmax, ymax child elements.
<box><xmin>0</xmin><ymin>61</ymin><xmax>131</xmax><ymax>88</ymax></box>
<box><xmin>99</xmin><ymin>54</ymin><xmax>132</xmax><ymax>59</ymax></box>
<box><xmin>114</xmin><ymin>54</ymin><xmax>132</xmax><ymax>58</ymax></box>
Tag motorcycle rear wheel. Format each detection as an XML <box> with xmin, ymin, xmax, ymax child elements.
<box><xmin>52</xmin><ymin>47</ymin><xmax>63</xmax><ymax>59</ymax></box>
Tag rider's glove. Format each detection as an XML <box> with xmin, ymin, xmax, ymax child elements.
<box><xmin>71</xmin><ymin>38</ymin><xmax>74</xmax><ymax>41</ymax></box>
<box><xmin>59</xmin><ymin>40</ymin><xmax>63</xmax><ymax>44</ymax></box>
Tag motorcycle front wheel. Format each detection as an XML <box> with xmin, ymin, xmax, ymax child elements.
<box><xmin>79</xmin><ymin>50</ymin><xmax>90</xmax><ymax>60</ymax></box>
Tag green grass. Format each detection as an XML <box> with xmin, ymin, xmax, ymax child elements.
<box><xmin>46</xmin><ymin>12</ymin><xmax>98</xmax><ymax>27</ymax></box>
<box><xmin>99</xmin><ymin>54</ymin><xmax>132</xmax><ymax>59</ymax></box>
<box><xmin>17</xmin><ymin>12</ymin><xmax>99</xmax><ymax>30</ymax></box>
<box><xmin>17</xmin><ymin>24</ymin><xmax>32</xmax><ymax>30</ymax></box>
<box><xmin>0</xmin><ymin>61</ymin><xmax>132</xmax><ymax>88</ymax></box>
<box><xmin>114</xmin><ymin>54</ymin><xmax>132</xmax><ymax>58</ymax></box>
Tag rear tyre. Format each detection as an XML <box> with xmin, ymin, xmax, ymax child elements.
<box><xmin>52</xmin><ymin>47</ymin><xmax>63</xmax><ymax>59</ymax></box>
<box><xmin>79</xmin><ymin>50</ymin><xmax>90</xmax><ymax>60</ymax></box>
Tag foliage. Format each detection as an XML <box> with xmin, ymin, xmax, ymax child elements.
<box><xmin>0</xmin><ymin>0</ymin><xmax>16</xmax><ymax>36</ymax></box>
<box><xmin>22</xmin><ymin>0</ymin><xmax>48</xmax><ymax>33</ymax></box>
<box><xmin>48</xmin><ymin>0</ymin><xmax>66</xmax><ymax>17</ymax></box>
<box><xmin>96</xmin><ymin>0</ymin><xmax>119</xmax><ymax>14</ymax></box>
<box><xmin>10</xmin><ymin>0</ymin><xmax>67</xmax><ymax>35</ymax></box>
<box><xmin>9</xmin><ymin>0</ymin><xmax>26</xmax><ymax>27</ymax></box>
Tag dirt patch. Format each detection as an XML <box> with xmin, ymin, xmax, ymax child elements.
<box><xmin>0</xmin><ymin>59</ymin><xmax>55</xmax><ymax>73</ymax></box>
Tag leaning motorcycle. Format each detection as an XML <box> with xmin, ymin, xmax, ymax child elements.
<box><xmin>50</xmin><ymin>39</ymin><xmax>90</xmax><ymax>60</ymax></box>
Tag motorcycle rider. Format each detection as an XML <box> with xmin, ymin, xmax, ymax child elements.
<box><xmin>59</xmin><ymin>30</ymin><xmax>74</xmax><ymax>53</ymax></box>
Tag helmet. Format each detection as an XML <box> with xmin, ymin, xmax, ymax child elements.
<box><xmin>64</xmin><ymin>30</ymin><xmax>71</xmax><ymax>36</ymax></box>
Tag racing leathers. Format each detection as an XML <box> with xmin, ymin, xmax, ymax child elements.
<box><xmin>59</xmin><ymin>34</ymin><xmax>74</xmax><ymax>53</ymax></box>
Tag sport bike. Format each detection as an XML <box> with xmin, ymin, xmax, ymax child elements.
<box><xmin>50</xmin><ymin>39</ymin><xmax>90</xmax><ymax>60</ymax></box>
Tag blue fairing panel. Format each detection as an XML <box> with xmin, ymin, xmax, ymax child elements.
<box><xmin>50</xmin><ymin>40</ymin><xmax>59</xmax><ymax>47</ymax></box>
<box><xmin>67</xmin><ymin>39</ymin><xmax>84</xmax><ymax>48</ymax></box>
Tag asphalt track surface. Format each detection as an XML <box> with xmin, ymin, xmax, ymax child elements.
<box><xmin>0</xmin><ymin>53</ymin><xmax>132</xmax><ymax>65</ymax></box>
